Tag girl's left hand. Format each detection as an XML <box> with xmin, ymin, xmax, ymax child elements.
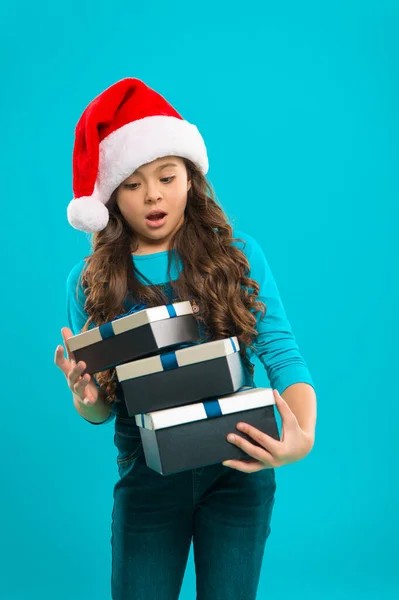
<box><xmin>222</xmin><ymin>389</ymin><xmax>314</xmax><ymax>473</ymax></box>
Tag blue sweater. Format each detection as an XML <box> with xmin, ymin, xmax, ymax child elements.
<box><xmin>66</xmin><ymin>229</ymin><xmax>315</xmax><ymax>425</ymax></box>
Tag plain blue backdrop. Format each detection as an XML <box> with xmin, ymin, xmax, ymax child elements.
<box><xmin>0</xmin><ymin>1</ymin><xmax>397</xmax><ymax>598</ymax></box>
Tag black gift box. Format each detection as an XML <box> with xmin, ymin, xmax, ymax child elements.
<box><xmin>66</xmin><ymin>301</ymin><xmax>199</xmax><ymax>374</ymax></box>
<box><xmin>116</xmin><ymin>336</ymin><xmax>246</xmax><ymax>416</ymax></box>
<box><xmin>135</xmin><ymin>387</ymin><xmax>280</xmax><ymax>475</ymax></box>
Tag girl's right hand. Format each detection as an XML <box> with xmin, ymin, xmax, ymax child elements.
<box><xmin>54</xmin><ymin>327</ymin><xmax>100</xmax><ymax>407</ymax></box>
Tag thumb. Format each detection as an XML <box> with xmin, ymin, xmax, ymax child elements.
<box><xmin>61</xmin><ymin>327</ymin><xmax>76</xmax><ymax>364</ymax></box>
<box><xmin>273</xmin><ymin>389</ymin><xmax>297</xmax><ymax>428</ymax></box>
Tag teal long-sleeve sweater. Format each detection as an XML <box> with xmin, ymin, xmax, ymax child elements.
<box><xmin>66</xmin><ymin>229</ymin><xmax>315</xmax><ymax>425</ymax></box>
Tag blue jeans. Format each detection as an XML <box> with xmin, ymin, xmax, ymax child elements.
<box><xmin>111</xmin><ymin>415</ymin><xmax>276</xmax><ymax>600</ymax></box>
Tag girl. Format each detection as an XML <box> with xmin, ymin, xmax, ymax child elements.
<box><xmin>55</xmin><ymin>78</ymin><xmax>317</xmax><ymax>600</ymax></box>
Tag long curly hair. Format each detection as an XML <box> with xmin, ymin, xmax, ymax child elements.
<box><xmin>77</xmin><ymin>157</ymin><xmax>266</xmax><ymax>403</ymax></box>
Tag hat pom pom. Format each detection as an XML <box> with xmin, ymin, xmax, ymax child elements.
<box><xmin>67</xmin><ymin>194</ymin><xmax>109</xmax><ymax>233</ymax></box>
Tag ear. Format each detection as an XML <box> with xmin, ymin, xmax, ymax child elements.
<box><xmin>187</xmin><ymin>178</ymin><xmax>192</xmax><ymax>193</ymax></box>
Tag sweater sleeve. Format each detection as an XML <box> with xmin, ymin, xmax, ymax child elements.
<box><xmin>66</xmin><ymin>259</ymin><xmax>90</xmax><ymax>336</ymax></box>
<box><xmin>234</xmin><ymin>230</ymin><xmax>316</xmax><ymax>394</ymax></box>
<box><xmin>65</xmin><ymin>260</ymin><xmax>115</xmax><ymax>426</ymax></box>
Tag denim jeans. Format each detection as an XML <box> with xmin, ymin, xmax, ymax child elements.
<box><xmin>111</xmin><ymin>415</ymin><xmax>276</xmax><ymax>600</ymax></box>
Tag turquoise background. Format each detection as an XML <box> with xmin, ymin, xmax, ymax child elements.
<box><xmin>1</xmin><ymin>1</ymin><xmax>397</xmax><ymax>598</ymax></box>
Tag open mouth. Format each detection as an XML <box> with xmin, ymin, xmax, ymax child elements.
<box><xmin>146</xmin><ymin>212</ymin><xmax>166</xmax><ymax>221</ymax></box>
<box><xmin>145</xmin><ymin>211</ymin><xmax>168</xmax><ymax>228</ymax></box>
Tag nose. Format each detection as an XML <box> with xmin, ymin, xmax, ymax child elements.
<box><xmin>145</xmin><ymin>181</ymin><xmax>163</xmax><ymax>203</ymax></box>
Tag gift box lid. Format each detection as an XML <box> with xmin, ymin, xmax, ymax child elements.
<box><xmin>116</xmin><ymin>336</ymin><xmax>239</xmax><ymax>382</ymax></box>
<box><xmin>67</xmin><ymin>301</ymin><xmax>194</xmax><ymax>352</ymax></box>
<box><xmin>135</xmin><ymin>387</ymin><xmax>275</xmax><ymax>430</ymax></box>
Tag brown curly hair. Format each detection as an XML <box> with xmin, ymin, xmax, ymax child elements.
<box><xmin>77</xmin><ymin>157</ymin><xmax>266</xmax><ymax>403</ymax></box>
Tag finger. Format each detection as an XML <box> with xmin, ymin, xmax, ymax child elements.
<box><xmin>74</xmin><ymin>374</ymin><xmax>96</xmax><ymax>405</ymax></box>
<box><xmin>67</xmin><ymin>361</ymin><xmax>87</xmax><ymax>388</ymax></box>
<box><xmin>54</xmin><ymin>344</ymin><xmax>72</xmax><ymax>376</ymax></box>
<box><xmin>222</xmin><ymin>458</ymin><xmax>270</xmax><ymax>473</ymax></box>
<box><xmin>61</xmin><ymin>327</ymin><xmax>76</xmax><ymax>363</ymax></box>
<box><xmin>226</xmin><ymin>433</ymin><xmax>276</xmax><ymax>464</ymax></box>
<box><xmin>235</xmin><ymin>421</ymin><xmax>282</xmax><ymax>455</ymax></box>
<box><xmin>273</xmin><ymin>389</ymin><xmax>298</xmax><ymax>427</ymax></box>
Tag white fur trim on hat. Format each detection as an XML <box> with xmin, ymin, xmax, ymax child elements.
<box><xmin>98</xmin><ymin>115</ymin><xmax>208</xmax><ymax>196</ymax></box>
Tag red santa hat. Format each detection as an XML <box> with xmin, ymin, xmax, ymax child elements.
<box><xmin>67</xmin><ymin>77</ymin><xmax>209</xmax><ymax>233</ymax></box>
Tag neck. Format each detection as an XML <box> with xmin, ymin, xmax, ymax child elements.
<box><xmin>132</xmin><ymin>243</ymin><xmax>171</xmax><ymax>256</ymax></box>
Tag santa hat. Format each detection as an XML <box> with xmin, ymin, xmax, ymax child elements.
<box><xmin>67</xmin><ymin>77</ymin><xmax>209</xmax><ymax>233</ymax></box>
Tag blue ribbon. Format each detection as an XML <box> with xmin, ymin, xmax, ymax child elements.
<box><xmin>203</xmin><ymin>399</ymin><xmax>223</xmax><ymax>418</ymax></box>
<box><xmin>199</xmin><ymin>338</ymin><xmax>238</xmax><ymax>418</ymax></box>
<box><xmin>166</xmin><ymin>304</ymin><xmax>177</xmax><ymax>318</ymax></box>
<box><xmin>202</xmin><ymin>386</ymin><xmax>252</xmax><ymax>419</ymax></box>
<box><xmin>157</xmin><ymin>336</ymin><xmax>238</xmax><ymax>374</ymax></box>
<box><xmin>99</xmin><ymin>302</ymin><xmax>179</xmax><ymax>340</ymax></box>
<box><xmin>160</xmin><ymin>351</ymin><xmax>179</xmax><ymax>371</ymax></box>
<box><xmin>229</xmin><ymin>337</ymin><xmax>238</xmax><ymax>352</ymax></box>
<box><xmin>140</xmin><ymin>386</ymin><xmax>254</xmax><ymax>423</ymax></box>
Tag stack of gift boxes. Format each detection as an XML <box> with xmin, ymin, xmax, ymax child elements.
<box><xmin>67</xmin><ymin>300</ymin><xmax>279</xmax><ymax>475</ymax></box>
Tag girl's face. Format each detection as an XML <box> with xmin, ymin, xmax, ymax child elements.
<box><xmin>116</xmin><ymin>156</ymin><xmax>191</xmax><ymax>254</ymax></box>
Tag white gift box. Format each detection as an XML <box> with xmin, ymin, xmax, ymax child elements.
<box><xmin>115</xmin><ymin>336</ymin><xmax>246</xmax><ymax>416</ymax></box>
<box><xmin>135</xmin><ymin>387</ymin><xmax>280</xmax><ymax>475</ymax></box>
<box><xmin>66</xmin><ymin>301</ymin><xmax>199</xmax><ymax>374</ymax></box>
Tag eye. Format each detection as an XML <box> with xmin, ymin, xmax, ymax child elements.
<box><xmin>123</xmin><ymin>176</ymin><xmax>175</xmax><ymax>190</ymax></box>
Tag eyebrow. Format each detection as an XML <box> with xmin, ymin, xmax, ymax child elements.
<box><xmin>134</xmin><ymin>162</ymin><xmax>178</xmax><ymax>175</ymax></box>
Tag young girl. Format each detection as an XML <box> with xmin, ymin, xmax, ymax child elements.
<box><xmin>55</xmin><ymin>77</ymin><xmax>317</xmax><ymax>600</ymax></box>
